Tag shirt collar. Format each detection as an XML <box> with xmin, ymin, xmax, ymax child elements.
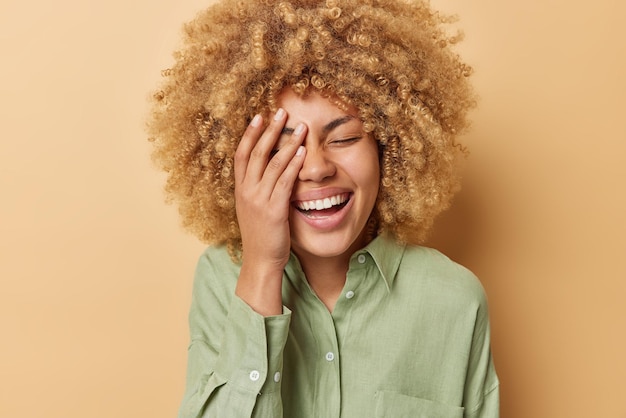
<box><xmin>284</xmin><ymin>233</ymin><xmax>405</xmax><ymax>294</ymax></box>
<box><xmin>359</xmin><ymin>233</ymin><xmax>405</xmax><ymax>293</ymax></box>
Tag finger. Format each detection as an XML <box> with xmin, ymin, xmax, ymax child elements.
<box><xmin>258</xmin><ymin>122</ymin><xmax>307</xmax><ymax>195</ymax></box>
<box><xmin>270</xmin><ymin>144</ymin><xmax>307</xmax><ymax>204</ymax></box>
<box><xmin>234</xmin><ymin>114</ymin><xmax>264</xmax><ymax>185</ymax></box>
<box><xmin>245</xmin><ymin>108</ymin><xmax>289</xmax><ymax>181</ymax></box>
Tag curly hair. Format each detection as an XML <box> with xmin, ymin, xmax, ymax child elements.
<box><xmin>147</xmin><ymin>0</ymin><xmax>475</xmax><ymax>257</ymax></box>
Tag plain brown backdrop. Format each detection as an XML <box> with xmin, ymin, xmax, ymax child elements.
<box><xmin>1</xmin><ymin>0</ymin><xmax>625</xmax><ymax>417</ymax></box>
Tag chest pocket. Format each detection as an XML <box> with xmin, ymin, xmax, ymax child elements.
<box><xmin>374</xmin><ymin>391</ymin><xmax>464</xmax><ymax>418</ymax></box>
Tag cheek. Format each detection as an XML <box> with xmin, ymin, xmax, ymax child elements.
<box><xmin>365</xmin><ymin>152</ymin><xmax>381</xmax><ymax>208</ymax></box>
<box><xmin>349</xmin><ymin>149</ymin><xmax>380</xmax><ymax>199</ymax></box>
<box><xmin>362</xmin><ymin>144</ymin><xmax>381</xmax><ymax>184</ymax></box>
<box><xmin>366</xmin><ymin>166</ymin><xmax>381</xmax><ymax>202</ymax></box>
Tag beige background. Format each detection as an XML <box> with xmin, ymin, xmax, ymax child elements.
<box><xmin>1</xmin><ymin>0</ymin><xmax>624</xmax><ymax>417</ymax></box>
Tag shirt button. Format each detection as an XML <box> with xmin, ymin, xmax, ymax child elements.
<box><xmin>325</xmin><ymin>352</ymin><xmax>335</xmax><ymax>361</ymax></box>
<box><xmin>357</xmin><ymin>254</ymin><xmax>367</xmax><ymax>264</ymax></box>
<box><xmin>345</xmin><ymin>290</ymin><xmax>355</xmax><ymax>299</ymax></box>
<box><xmin>249</xmin><ymin>370</ymin><xmax>260</xmax><ymax>381</ymax></box>
<box><xmin>273</xmin><ymin>372</ymin><xmax>281</xmax><ymax>383</ymax></box>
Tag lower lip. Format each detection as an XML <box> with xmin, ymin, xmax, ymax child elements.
<box><xmin>293</xmin><ymin>195</ymin><xmax>353</xmax><ymax>230</ymax></box>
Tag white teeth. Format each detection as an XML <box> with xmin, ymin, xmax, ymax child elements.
<box><xmin>297</xmin><ymin>194</ymin><xmax>348</xmax><ymax>211</ymax></box>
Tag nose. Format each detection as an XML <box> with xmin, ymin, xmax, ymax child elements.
<box><xmin>298</xmin><ymin>146</ymin><xmax>336</xmax><ymax>183</ymax></box>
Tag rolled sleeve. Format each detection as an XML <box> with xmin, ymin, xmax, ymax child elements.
<box><xmin>178</xmin><ymin>249</ymin><xmax>291</xmax><ymax>418</ymax></box>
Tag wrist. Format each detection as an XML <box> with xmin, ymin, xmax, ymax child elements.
<box><xmin>235</xmin><ymin>260</ymin><xmax>285</xmax><ymax>316</ymax></box>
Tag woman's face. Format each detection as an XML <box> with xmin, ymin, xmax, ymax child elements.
<box><xmin>275</xmin><ymin>88</ymin><xmax>380</xmax><ymax>264</ymax></box>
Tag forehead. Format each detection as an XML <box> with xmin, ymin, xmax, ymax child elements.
<box><xmin>275</xmin><ymin>88</ymin><xmax>359</xmax><ymax>127</ymax></box>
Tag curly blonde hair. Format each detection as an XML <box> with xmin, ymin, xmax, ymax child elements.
<box><xmin>147</xmin><ymin>0</ymin><xmax>475</xmax><ymax>256</ymax></box>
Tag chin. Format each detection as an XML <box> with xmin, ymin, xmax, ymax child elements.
<box><xmin>290</xmin><ymin>228</ymin><xmax>368</xmax><ymax>262</ymax></box>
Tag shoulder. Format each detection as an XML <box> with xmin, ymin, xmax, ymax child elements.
<box><xmin>196</xmin><ymin>244</ymin><xmax>240</xmax><ymax>270</ymax></box>
<box><xmin>191</xmin><ymin>244</ymin><xmax>241</xmax><ymax>302</ymax></box>
<box><xmin>396</xmin><ymin>245</ymin><xmax>488</xmax><ymax>309</ymax></box>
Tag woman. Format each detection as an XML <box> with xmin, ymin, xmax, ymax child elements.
<box><xmin>148</xmin><ymin>0</ymin><xmax>499</xmax><ymax>416</ymax></box>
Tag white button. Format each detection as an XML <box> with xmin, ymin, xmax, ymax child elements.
<box><xmin>249</xmin><ymin>370</ymin><xmax>260</xmax><ymax>381</ymax></box>
<box><xmin>345</xmin><ymin>290</ymin><xmax>355</xmax><ymax>299</ymax></box>
<box><xmin>274</xmin><ymin>372</ymin><xmax>281</xmax><ymax>383</ymax></box>
<box><xmin>357</xmin><ymin>254</ymin><xmax>367</xmax><ymax>264</ymax></box>
<box><xmin>325</xmin><ymin>352</ymin><xmax>335</xmax><ymax>361</ymax></box>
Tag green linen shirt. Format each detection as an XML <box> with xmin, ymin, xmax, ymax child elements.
<box><xmin>179</xmin><ymin>235</ymin><xmax>499</xmax><ymax>418</ymax></box>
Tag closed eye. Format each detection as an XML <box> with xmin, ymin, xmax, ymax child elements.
<box><xmin>330</xmin><ymin>136</ymin><xmax>362</xmax><ymax>145</ymax></box>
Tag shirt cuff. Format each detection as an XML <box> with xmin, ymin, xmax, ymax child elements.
<box><xmin>213</xmin><ymin>296</ymin><xmax>291</xmax><ymax>394</ymax></box>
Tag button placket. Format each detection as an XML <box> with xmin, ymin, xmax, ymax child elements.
<box><xmin>343</xmin><ymin>253</ymin><xmax>367</xmax><ymax>303</ymax></box>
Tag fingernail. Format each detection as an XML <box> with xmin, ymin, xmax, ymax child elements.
<box><xmin>274</xmin><ymin>108</ymin><xmax>285</xmax><ymax>121</ymax></box>
<box><xmin>294</xmin><ymin>123</ymin><xmax>305</xmax><ymax>135</ymax></box>
<box><xmin>296</xmin><ymin>146</ymin><xmax>305</xmax><ymax>156</ymax></box>
<box><xmin>250</xmin><ymin>114</ymin><xmax>261</xmax><ymax>127</ymax></box>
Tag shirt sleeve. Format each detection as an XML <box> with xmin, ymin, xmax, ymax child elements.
<box><xmin>463</xmin><ymin>290</ymin><xmax>500</xmax><ymax>418</ymax></box>
<box><xmin>178</xmin><ymin>249</ymin><xmax>291</xmax><ymax>418</ymax></box>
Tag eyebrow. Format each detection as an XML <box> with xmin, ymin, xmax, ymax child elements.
<box><xmin>280</xmin><ymin>115</ymin><xmax>356</xmax><ymax>136</ymax></box>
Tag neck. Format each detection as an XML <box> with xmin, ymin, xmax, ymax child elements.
<box><xmin>294</xmin><ymin>230</ymin><xmax>373</xmax><ymax>312</ymax></box>
<box><xmin>297</xmin><ymin>252</ymin><xmax>350</xmax><ymax>312</ymax></box>
<box><xmin>292</xmin><ymin>227</ymin><xmax>376</xmax><ymax>311</ymax></box>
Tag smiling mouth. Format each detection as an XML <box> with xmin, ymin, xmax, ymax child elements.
<box><xmin>294</xmin><ymin>193</ymin><xmax>351</xmax><ymax>218</ymax></box>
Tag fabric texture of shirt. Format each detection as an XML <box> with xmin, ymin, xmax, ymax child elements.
<box><xmin>179</xmin><ymin>235</ymin><xmax>499</xmax><ymax>418</ymax></box>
